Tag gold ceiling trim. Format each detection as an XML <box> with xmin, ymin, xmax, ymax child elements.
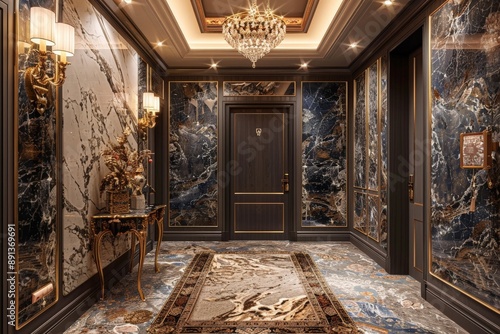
<box><xmin>192</xmin><ymin>0</ymin><xmax>318</xmax><ymax>33</ymax></box>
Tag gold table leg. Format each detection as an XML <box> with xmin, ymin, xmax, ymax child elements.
<box><xmin>93</xmin><ymin>230</ymin><xmax>112</xmax><ymax>300</ymax></box>
<box><xmin>154</xmin><ymin>217</ymin><xmax>164</xmax><ymax>273</ymax></box>
<box><xmin>129</xmin><ymin>232</ymin><xmax>136</xmax><ymax>273</ymax></box>
<box><xmin>131</xmin><ymin>229</ymin><xmax>146</xmax><ymax>301</ymax></box>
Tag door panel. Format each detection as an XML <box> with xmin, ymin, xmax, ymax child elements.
<box><xmin>229</xmin><ymin>107</ymin><xmax>289</xmax><ymax>239</ymax></box>
<box><xmin>233</xmin><ymin>113</ymin><xmax>284</xmax><ymax>194</ymax></box>
<box><xmin>409</xmin><ymin>49</ymin><xmax>424</xmax><ymax>282</ymax></box>
<box><xmin>234</xmin><ymin>203</ymin><xmax>284</xmax><ymax>233</ymax></box>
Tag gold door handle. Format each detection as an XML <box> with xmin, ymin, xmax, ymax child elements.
<box><xmin>408</xmin><ymin>173</ymin><xmax>414</xmax><ymax>202</ymax></box>
<box><xmin>281</xmin><ymin>173</ymin><xmax>289</xmax><ymax>192</ymax></box>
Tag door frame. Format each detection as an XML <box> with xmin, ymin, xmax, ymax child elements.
<box><xmin>387</xmin><ymin>27</ymin><xmax>425</xmax><ymax>276</ymax></box>
<box><xmin>221</xmin><ymin>102</ymin><xmax>297</xmax><ymax>240</ymax></box>
<box><xmin>408</xmin><ymin>47</ymin><xmax>424</xmax><ymax>283</ymax></box>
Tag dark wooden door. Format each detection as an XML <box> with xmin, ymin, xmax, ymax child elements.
<box><xmin>409</xmin><ymin>48</ymin><xmax>424</xmax><ymax>282</ymax></box>
<box><xmin>229</xmin><ymin>106</ymin><xmax>290</xmax><ymax>239</ymax></box>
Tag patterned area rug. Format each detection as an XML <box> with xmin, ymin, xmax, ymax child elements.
<box><xmin>148</xmin><ymin>252</ymin><xmax>359</xmax><ymax>333</ymax></box>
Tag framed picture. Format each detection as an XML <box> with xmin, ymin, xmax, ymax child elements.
<box><xmin>460</xmin><ymin>131</ymin><xmax>492</xmax><ymax>169</ymax></box>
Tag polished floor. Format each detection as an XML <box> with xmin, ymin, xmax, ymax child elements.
<box><xmin>64</xmin><ymin>241</ymin><xmax>468</xmax><ymax>333</ymax></box>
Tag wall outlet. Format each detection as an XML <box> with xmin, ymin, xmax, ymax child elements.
<box><xmin>31</xmin><ymin>283</ymin><xmax>53</xmax><ymax>304</ymax></box>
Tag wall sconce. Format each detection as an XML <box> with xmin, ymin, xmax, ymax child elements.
<box><xmin>138</xmin><ymin>92</ymin><xmax>160</xmax><ymax>139</ymax></box>
<box><xmin>24</xmin><ymin>7</ymin><xmax>75</xmax><ymax>114</ymax></box>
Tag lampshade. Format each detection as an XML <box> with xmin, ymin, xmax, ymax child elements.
<box><xmin>153</xmin><ymin>96</ymin><xmax>160</xmax><ymax>113</ymax></box>
<box><xmin>30</xmin><ymin>7</ymin><xmax>55</xmax><ymax>46</ymax></box>
<box><xmin>53</xmin><ymin>23</ymin><xmax>75</xmax><ymax>57</ymax></box>
<box><xmin>143</xmin><ymin>92</ymin><xmax>155</xmax><ymax>110</ymax></box>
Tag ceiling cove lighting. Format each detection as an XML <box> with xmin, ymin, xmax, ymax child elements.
<box><xmin>222</xmin><ymin>0</ymin><xmax>286</xmax><ymax>68</ymax></box>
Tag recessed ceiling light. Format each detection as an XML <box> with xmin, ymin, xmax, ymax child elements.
<box><xmin>383</xmin><ymin>0</ymin><xmax>393</xmax><ymax>5</ymax></box>
<box><xmin>210</xmin><ymin>63</ymin><xmax>218</xmax><ymax>69</ymax></box>
<box><xmin>156</xmin><ymin>41</ymin><xmax>163</xmax><ymax>47</ymax></box>
<box><xmin>349</xmin><ymin>42</ymin><xmax>358</xmax><ymax>48</ymax></box>
<box><xmin>300</xmin><ymin>63</ymin><xmax>308</xmax><ymax>68</ymax></box>
<box><xmin>123</xmin><ymin>0</ymin><xmax>132</xmax><ymax>4</ymax></box>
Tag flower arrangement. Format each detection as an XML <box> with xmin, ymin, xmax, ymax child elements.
<box><xmin>99</xmin><ymin>127</ymin><xmax>151</xmax><ymax>195</ymax></box>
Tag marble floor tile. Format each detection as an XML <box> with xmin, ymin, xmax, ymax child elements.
<box><xmin>63</xmin><ymin>241</ymin><xmax>467</xmax><ymax>334</ymax></box>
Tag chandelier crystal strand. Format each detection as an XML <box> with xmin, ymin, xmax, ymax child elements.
<box><xmin>222</xmin><ymin>0</ymin><xmax>286</xmax><ymax>68</ymax></box>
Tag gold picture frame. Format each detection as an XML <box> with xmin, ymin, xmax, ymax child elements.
<box><xmin>460</xmin><ymin>131</ymin><xmax>492</xmax><ymax>169</ymax></box>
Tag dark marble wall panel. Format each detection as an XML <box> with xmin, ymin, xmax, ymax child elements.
<box><xmin>150</xmin><ymin>66</ymin><xmax>164</xmax><ymax>98</ymax></box>
<box><xmin>380</xmin><ymin>56</ymin><xmax>388</xmax><ymax>249</ymax></box>
<box><xmin>61</xmin><ymin>0</ymin><xmax>139</xmax><ymax>294</ymax></box>
<box><xmin>169</xmin><ymin>82</ymin><xmax>218</xmax><ymax>227</ymax></box>
<box><xmin>367</xmin><ymin>194</ymin><xmax>379</xmax><ymax>241</ymax></box>
<box><xmin>368</xmin><ymin>62</ymin><xmax>379</xmax><ymax>190</ymax></box>
<box><xmin>430</xmin><ymin>0</ymin><xmax>500</xmax><ymax>311</ymax></box>
<box><xmin>353</xmin><ymin>58</ymin><xmax>387</xmax><ymax>250</ymax></box>
<box><xmin>223</xmin><ymin>81</ymin><xmax>295</xmax><ymax>96</ymax></box>
<box><xmin>138</xmin><ymin>59</ymin><xmax>147</xmax><ymax>145</ymax></box>
<box><xmin>354</xmin><ymin>192</ymin><xmax>367</xmax><ymax>233</ymax></box>
<box><xmin>16</xmin><ymin>0</ymin><xmax>58</xmax><ymax>325</ymax></box>
<box><xmin>301</xmin><ymin>82</ymin><xmax>347</xmax><ymax>227</ymax></box>
<box><xmin>354</xmin><ymin>73</ymin><xmax>367</xmax><ymax>189</ymax></box>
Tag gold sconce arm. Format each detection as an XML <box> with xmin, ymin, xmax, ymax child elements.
<box><xmin>139</xmin><ymin>93</ymin><xmax>160</xmax><ymax>140</ymax></box>
<box><xmin>24</xmin><ymin>50</ymin><xmax>70</xmax><ymax>114</ymax></box>
<box><xmin>24</xmin><ymin>8</ymin><xmax>74</xmax><ymax>114</ymax></box>
<box><xmin>139</xmin><ymin>111</ymin><xmax>157</xmax><ymax>130</ymax></box>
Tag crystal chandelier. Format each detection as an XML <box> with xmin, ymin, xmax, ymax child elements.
<box><xmin>222</xmin><ymin>0</ymin><xmax>286</xmax><ymax>68</ymax></box>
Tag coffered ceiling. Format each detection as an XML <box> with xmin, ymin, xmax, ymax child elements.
<box><xmin>108</xmin><ymin>0</ymin><xmax>411</xmax><ymax>72</ymax></box>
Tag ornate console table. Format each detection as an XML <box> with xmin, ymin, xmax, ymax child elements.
<box><xmin>90</xmin><ymin>204</ymin><xmax>166</xmax><ymax>300</ymax></box>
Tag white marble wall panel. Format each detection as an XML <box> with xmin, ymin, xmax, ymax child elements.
<box><xmin>61</xmin><ymin>0</ymin><xmax>139</xmax><ymax>294</ymax></box>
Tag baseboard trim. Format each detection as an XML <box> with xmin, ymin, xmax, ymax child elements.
<box><xmin>30</xmin><ymin>241</ymin><xmax>152</xmax><ymax>334</ymax></box>
<box><xmin>162</xmin><ymin>231</ymin><xmax>223</xmax><ymax>241</ymax></box>
<box><xmin>425</xmin><ymin>282</ymin><xmax>500</xmax><ymax>334</ymax></box>
<box><xmin>296</xmin><ymin>231</ymin><xmax>350</xmax><ymax>241</ymax></box>
<box><xmin>349</xmin><ymin>232</ymin><xmax>387</xmax><ymax>268</ymax></box>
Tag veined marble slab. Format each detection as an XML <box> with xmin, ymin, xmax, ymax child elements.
<box><xmin>169</xmin><ymin>82</ymin><xmax>218</xmax><ymax>227</ymax></box>
<box><xmin>430</xmin><ymin>0</ymin><xmax>500</xmax><ymax>311</ymax></box>
<box><xmin>61</xmin><ymin>0</ymin><xmax>139</xmax><ymax>295</ymax></box>
<box><xmin>17</xmin><ymin>0</ymin><xmax>58</xmax><ymax>325</ymax></box>
<box><xmin>354</xmin><ymin>72</ymin><xmax>367</xmax><ymax>189</ymax></box>
<box><xmin>301</xmin><ymin>82</ymin><xmax>347</xmax><ymax>227</ymax></box>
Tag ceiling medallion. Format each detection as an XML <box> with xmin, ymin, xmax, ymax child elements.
<box><xmin>222</xmin><ymin>0</ymin><xmax>286</xmax><ymax>68</ymax></box>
